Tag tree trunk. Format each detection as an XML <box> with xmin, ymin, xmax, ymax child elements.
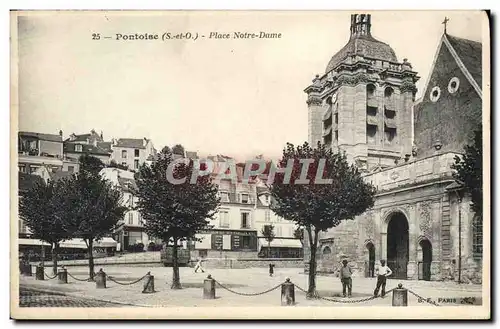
<box><xmin>88</xmin><ymin>239</ymin><xmax>95</xmax><ymax>280</ymax></box>
<box><xmin>268</xmin><ymin>241</ymin><xmax>271</xmax><ymax>258</ymax></box>
<box><xmin>171</xmin><ymin>238</ymin><xmax>182</xmax><ymax>289</ymax></box>
<box><xmin>51</xmin><ymin>242</ymin><xmax>59</xmax><ymax>275</ymax></box>
<box><xmin>307</xmin><ymin>228</ymin><xmax>319</xmax><ymax>298</ymax></box>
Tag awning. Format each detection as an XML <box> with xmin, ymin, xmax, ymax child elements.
<box><xmin>18</xmin><ymin>238</ymin><xmax>50</xmax><ymax>247</ymax></box>
<box><xmin>258</xmin><ymin>238</ymin><xmax>302</xmax><ymax>249</ymax></box>
<box><xmin>322</xmin><ymin>108</ymin><xmax>332</xmax><ymax>121</ymax></box>
<box><xmin>366</xmin><ymin>115</ymin><xmax>378</xmax><ymax>126</ymax></box>
<box><xmin>384</xmin><ymin>118</ymin><xmax>397</xmax><ymax>129</ymax></box>
<box><xmin>18</xmin><ymin>238</ymin><xmax>117</xmax><ymax>249</ymax></box>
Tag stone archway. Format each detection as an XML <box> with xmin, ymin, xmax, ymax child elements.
<box><xmin>418</xmin><ymin>238</ymin><xmax>432</xmax><ymax>281</ymax></box>
<box><xmin>386</xmin><ymin>212</ymin><xmax>409</xmax><ymax>279</ymax></box>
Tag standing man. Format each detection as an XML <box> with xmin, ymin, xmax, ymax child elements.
<box><xmin>340</xmin><ymin>259</ymin><xmax>353</xmax><ymax>298</ymax></box>
<box><xmin>194</xmin><ymin>258</ymin><xmax>205</xmax><ymax>273</ymax></box>
<box><xmin>373</xmin><ymin>260</ymin><xmax>393</xmax><ymax>297</ymax></box>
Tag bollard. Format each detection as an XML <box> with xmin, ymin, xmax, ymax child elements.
<box><xmin>95</xmin><ymin>268</ymin><xmax>107</xmax><ymax>289</ymax></box>
<box><xmin>281</xmin><ymin>278</ymin><xmax>295</xmax><ymax>306</ymax></box>
<box><xmin>35</xmin><ymin>264</ymin><xmax>45</xmax><ymax>280</ymax></box>
<box><xmin>57</xmin><ymin>266</ymin><xmax>68</xmax><ymax>284</ymax></box>
<box><xmin>392</xmin><ymin>283</ymin><xmax>408</xmax><ymax>306</ymax></box>
<box><xmin>142</xmin><ymin>272</ymin><xmax>155</xmax><ymax>293</ymax></box>
<box><xmin>203</xmin><ymin>274</ymin><xmax>216</xmax><ymax>299</ymax></box>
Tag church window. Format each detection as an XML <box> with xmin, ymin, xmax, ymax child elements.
<box><xmin>367</xmin><ymin>125</ymin><xmax>377</xmax><ymax>144</ymax></box>
<box><xmin>472</xmin><ymin>215</ymin><xmax>482</xmax><ymax>259</ymax></box>
<box><xmin>448</xmin><ymin>77</ymin><xmax>460</xmax><ymax>94</ymax></box>
<box><xmin>430</xmin><ymin>86</ymin><xmax>441</xmax><ymax>102</ymax></box>
<box><xmin>322</xmin><ymin>246</ymin><xmax>331</xmax><ymax>255</ymax></box>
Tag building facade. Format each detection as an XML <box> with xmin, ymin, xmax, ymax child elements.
<box><xmin>110</xmin><ymin>138</ymin><xmax>156</xmax><ymax>171</ymax></box>
<box><xmin>304</xmin><ymin>14</ymin><xmax>483</xmax><ymax>283</ymax></box>
<box><xmin>64</xmin><ymin>129</ymin><xmax>112</xmax><ymax>165</ymax></box>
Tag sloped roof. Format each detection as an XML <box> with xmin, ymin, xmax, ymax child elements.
<box><xmin>98</xmin><ymin>142</ymin><xmax>112</xmax><ymax>153</ymax></box>
<box><xmin>19</xmin><ymin>131</ymin><xmax>62</xmax><ymax>143</ymax></box>
<box><xmin>18</xmin><ymin>173</ymin><xmax>44</xmax><ymax>192</ymax></box>
<box><xmin>115</xmin><ymin>138</ymin><xmax>148</xmax><ymax>149</ymax></box>
<box><xmin>64</xmin><ymin>142</ymin><xmax>111</xmax><ymax>156</ymax></box>
<box><xmin>445</xmin><ymin>34</ymin><xmax>482</xmax><ymax>87</ymax></box>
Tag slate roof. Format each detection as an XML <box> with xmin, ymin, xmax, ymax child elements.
<box><xmin>18</xmin><ymin>173</ymin><xmax>44</xmax><ymax>192</ymax></box>
<box><xmin>115</xmin><ymin>138</ymin><xmax>148</xmax><ymax>149</ymax></box>
<box><xmin>326</xmin><ymin>34</ymin><xmax>398</xmax><ymax>73</ymax></box>
<box><xmin>98</xmin><ymin>142</ymin><xmax>112</xmax><ymax>153</ymax></box>
<box><xmin>445</xmin><ymin>34</ymin><xmax>482</xmax><ymax>87</ymax></box>
<box><xmin>64</xmin><ymin>142</ymin><xmax>111</xmax><ymax>156</ymax></box>
<box><xmin>19</xmin><ymin>131</ymin><xmax>62</xmax><ymax>143</ymax></box>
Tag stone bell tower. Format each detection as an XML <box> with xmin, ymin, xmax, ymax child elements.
<box><xmin>305</xmin><ymin>13</ymin><xmax>420</xmax><ymax>171</ymax></box>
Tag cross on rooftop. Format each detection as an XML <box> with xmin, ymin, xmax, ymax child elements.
<box><xmin>442</xmin><ymin>17</ymin><xmax>450</xmax><ymax>34</ymax></box>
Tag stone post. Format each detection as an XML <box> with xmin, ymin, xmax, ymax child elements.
<box><xmin>95</xmin><ymin>268</ymin><xmax>106</xmax><ymax>289</ymax></box>
<box><xmin>392</xmin><ymin>283</ymin><xmax>408</xmax><ymax>306</ymax></box>
<box><xmin>57</xmin><ymin>266</ymin><xmax>68</xmax><ymax>284</ymax></box>
<box><xmin>281</xmin><ymin>278</ymin><xmax>295</xmax><ymax>306</ymax></box>
<box><xmin>203</xmin><ymin>274</ymin><xmax>216</xmax><ymax>299</ymax></box>
<box><xmin>35</xmin><ymin>264</ymin><xmax>44</xmax><ymax>280</ymax></box>
<box><xmin>142</xmin><ymin>272</ymin><xmax>155</xmax><ymax>293</ymax></box>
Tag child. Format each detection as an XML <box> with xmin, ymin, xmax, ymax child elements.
<box><xmin>340</xmin><ymin>259</ymin><xmax>353</xmax><ymax>298</ymax></box>
<box><xmin>269</xmin><ymin>263</ymin><xmax>275</xmax><ymax>277</ymax></box>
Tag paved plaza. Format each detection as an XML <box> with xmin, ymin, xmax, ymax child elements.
<box><xmin>19</xmin><ymin>266</ymin><xmax>483</xmax><ymax>307</ymax></box>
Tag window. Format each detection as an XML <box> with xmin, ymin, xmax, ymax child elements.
<box><xmin>265</xmin><ymin>195</ymin><xmax>269</xmax><ymax>203</ymax></box>
<box><xmin>265</xmin><ymin>210</ymin><xmax>270</xmax><ymax>222</ymax></box>
<box><xmin>323</xmin><ymin>246</ymin><xmax>332</xmax><ymax>255</ymax></box>
<box><xmin>240</xmin><ymin>193</ymin><xmax>249</xmax><ymax>204</ymax></box>
<box><xmin>134</xmin><ymin>149</ymin><xmax>140</xmax><ymax>157</ymax></box>
<box><xmin>67</xmin><ymin>166</ymin><xmax>74</xmax><ymax>173</ymax></box>
<box><xmin>219</xmin><ymin>210</ymin><xmax>230</xmax><ymax>228</ymax></box>
<box><xmin>129</xmin><ymin>195</ymin><xmax>134</xmax><ymax>207</ymax></box>
<box><xmin>448</xmin><ymin>77</ymin><xmax>460</xmax><ymax>94</ymax></box>
<box><xmin>19</xmin><ymin>220</ymin><xmax>26</xmax><ymax>233</ymax></box>
<box><xmin>75</xmin><ymin>144</ymin><xmax>83</xmax><ymax>152</ymax></box>
<box><xmin>276</xmin><ymin>226</ymin><xmax>282</xmax><ymax>236</ymax></box>
<box><xmin>122</xmin><ymin>150</ymin><xmax>127</xmax><ymax>159</ymax></box>
<box><xmin>430</xmin><ymin>86</ymin><xmax>441</xmax><ymax>102</ymax></box>
<box><xmin>219</xmin><ymin>191</ymin><xmax>230</xmax><ymax>202</ymax></box>
<box><xmin>18</xmin><ymin>165</ymin><xmax>26</xmax><ymax>173</ymax></box>
<box><xmin>29</xmin><ymin>166</ymin><xmax>39</xmax><ymax>174</ymax></box>
<box><xmin>367</xmin><ymin>125</ymin><xmax>377</xmax><ymax>144</ymax></box>
<box><xmin>134</xmin><ymin>159</ymin><xmax>139</xmax><ymax>170</ymax></box>
<box><xmin>128</xmin><ymin>212</ymin><xmax>133</xmax><ymax>225</ymax></box>
<box><xmin>472</xmin><ymin>215</ymin><xmax>483</xmax><ymax>259</ymax></box>
<box><xmin>241</xmin><ymin>212</ymin><xmax>250</xmax><ymax>229</ymax></box>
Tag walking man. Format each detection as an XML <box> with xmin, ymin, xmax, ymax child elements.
<box><xmin>269</xmin><ymin>263</ymin><xmax>275</xmax><ymax>277</ymax></box>
<box><xmin>340</xmin><ymin>259</ymin><xmax>353</xmax><ymax>298</ymax></box>
<box><xmin>194</xmin><ymin>258</ymin><xmax>205</xmax><ymax>273</ymax></box>
<box><xmin>373</xmin><ymin>260</ymin><xmax>392</xmax><ymax>297</ymax></box>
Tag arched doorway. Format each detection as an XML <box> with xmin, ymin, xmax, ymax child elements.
<box><xmin>386</xmin><ymin>212</ymin><xmax>409</xmax><ymax>279</ymax></box>
<box><xmin>365</xmin><ymin>242</ymin><xmax>375</xmax><ymax>277</ymax></box>
<box><xmin>419</xmin><ymin>239</ymin><xmax>432</xmax><ymax>281</ymax></box>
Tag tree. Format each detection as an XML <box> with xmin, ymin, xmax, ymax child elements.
<box><xmin>79</xmin><ymin>154</ymin><xmax>105</xmax><ymax>174</ymax></box>
<box><xmin>134</xmin><ymin>147</ymin><xmax>219</xmax><ymax>289</ymax></box>
<box><xmin>261</xmin><ymin>225</ymin><xmax>275</xmax><ymax>258</ymax></box>
<box><xmin>172</xmin><ymin>144</ymin><xmax>185</xmax><ymax>156</ymax></box>
<box><xmin>451</xmin><ymin>126</ymin><xmax>483</xmax><ymax>218</ymax></box>
<box><xmin>293</xmin><ymin>226</ymin><xmax>304</xmax><ymax>246</ymax></box>
<box><xmin>19</xmin><ymin>179</ymin><xmax>71</xmax><ymax>275</ymax></box>
<box><xmin>269</xmin><ymin>142</ymin><xmax>376</xmax><ymax>297</ymax></box>
<box><xmin>59</xmin><ymin>157</ymin><xmax>127</xmax><ymax>279</ymax></box>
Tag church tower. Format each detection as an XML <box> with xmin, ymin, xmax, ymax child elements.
<box><xmin>305</xmin><ymin>14</ymin><xmax>420</xmax><ymax>171</ymax></box>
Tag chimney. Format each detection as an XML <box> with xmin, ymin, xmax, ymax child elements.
<box><xmin>100</xmin><ymin>131</ymin><xmax>104</xmax><ymax>140</ymax></box>
<box><xmin>143</xmin><ymin>137</ymin><xmax>147</xmax><ymax>147</ymax></box>
<box><xmin>59</xmin><ymin>130</ymin><xmax>63</xmax><ymax>137</ymax></box>
<box><xmin>350</xmin><ymin>14</ymin><xmax>372</xmax><ymax>38</ymax></box>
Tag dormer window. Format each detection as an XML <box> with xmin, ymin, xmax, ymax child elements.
<box><xmin>265</xmin><ymin>195</ymin><xmax>269</xmax><ymax>203</ymax></box>
<box><xmin>75</xmin><ymin>144</ymin><xmax>83</xmax><ymax>152</ymax></box>
<box><xmin>240</xmin><ymin>193</ymin><xmax>249</xmax><ymax>204</ymax></box>
<box><xmin>219</xmin><ymin>191</ymin><xmax>229</xmax><ymax>202</ymax></box>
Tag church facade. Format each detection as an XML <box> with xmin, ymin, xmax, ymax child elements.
<box><xmin>303</xmin><ymin>14</ymin><xmax>483</xmax><ymax>283</ymax></box>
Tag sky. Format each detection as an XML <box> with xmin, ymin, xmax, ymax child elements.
<box><xmin>15</xmin><ymin>10</ymin><xmax>485</xmax><ymax>160</ymax></box>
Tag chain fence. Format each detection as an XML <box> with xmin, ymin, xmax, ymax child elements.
<box><xmin>43</xmin><ymin>271</ymin><xmax>58</xmax><ymax>280</ymax></box>
<box><xmin>67</xmin><ymin>271</ymin><xmax>95</xmax><ymax>282</ymax></box>
<box><xmin>106</xmin><ymin>273</ymin><xmax>149</xmax><ymax>286</ymax></box>
<box><xmin>214</xmin><ymin>279</ymin><xmax>283</xmax><ymax>297</ymax></box>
